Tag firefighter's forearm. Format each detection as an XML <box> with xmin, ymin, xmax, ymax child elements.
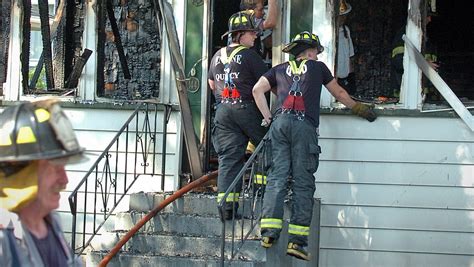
<box><xmin>263</xmin><ymin>0</ymin><xmax>278</xmax><ymax>30</ymax></box>
<box><xmin>325</xmin><ymin>79</ymin><xmax>356</xmax><ymax>108</ymax></box>
<box><xmin>253</xmin><ymin>77</ymin><xmax>272</xmax><ymax>121</ymax></box>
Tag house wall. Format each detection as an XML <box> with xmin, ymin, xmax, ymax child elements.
<box><xmin>316</xmin><ymin>114</ymin><xmax>474</xmax><ymax>267</ymax></box>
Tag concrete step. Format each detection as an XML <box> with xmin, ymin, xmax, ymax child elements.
<box><xmin>115</xmin><ymin>211</ymin><xmax>261</xmax><ymax>238</ymax></box>
<box><xmin>87</xmin><ymin>251</ymin><xmax>266</xmax><ymax>267</ymax></box>
<box><xmin>94</xmin><ymin>232</ymin><xmax>266</xmax><ymax>261</ymax></box>
<box><xmin>129</xmin><ymin>192</ymin><xmax>263</xmax><ymax>217</ymax></box>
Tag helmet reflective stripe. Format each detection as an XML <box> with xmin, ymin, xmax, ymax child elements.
<box><xmin>35</xmin><ymin>108</ymin><xmax>50</xmax><ymax>123</ymax></box>
<box><xmin>16</xmin><ymin>127</ymin><xmax>37</xmax><ymax>144</ymax></box>
<box><xmin>283</xmin><ymin>31</ymin><xmax>324</xmax><ymax>55</ymax></box>
<box><xmin>293</xmin><ymin>32</ymin><xmax>320</xmax><ymax>43</ymax></box>
<box><xmin>232</xmin><ymin>16</ymin><xmax>248</xmax><ymax>25</ymax></box>
<box><xmin>221</xmin><ymin>11</ymin><xmax>256</xmax><ymax>40</ymax></box>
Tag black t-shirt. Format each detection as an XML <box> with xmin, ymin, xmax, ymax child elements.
<box><xmin>30</xmin><ymin>222</ymin><xmax>68</xmax><ymax>266</ymax></box>
<box><xmin>263</xmin><ymin>59</ymin><xmax>334</xmax><ymax>127</ymax></box>
<box><xmin>208</xmin><ymin>46</ymin><xmax>268</xmax><ymax>102</ymax></box>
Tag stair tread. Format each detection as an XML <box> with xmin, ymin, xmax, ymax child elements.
<box><xmin>91</xmin><ymin>250</ymin><xmax>264</xmax><ymax>262</ymax></box>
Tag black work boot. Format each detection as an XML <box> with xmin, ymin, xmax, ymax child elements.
<box><xmin>224</xmin><ymin>209</ymin><xmax>242</xmax><ymax>220</ymax></box>
<box><xmin>223</xmin><ymin>202</ymin><xmax>241</xmax><ymax>220</ymax></box>
<box><xmin>260</xmin><ymin>236</ymin><xmax>275</xmax><ymax>248</ymax></box>
<box><xmin>286</xmin><ymin>242</ymin><xmax>310</xmax><ymax>261</ymax></box>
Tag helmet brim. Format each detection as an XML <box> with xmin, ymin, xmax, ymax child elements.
<box><xmin>282</xmin><ymin>40</ymin><xmax>324</xmax><ymax>55</ymax></box>
<box><xmin>221</xmin><ymin>29</ymin><xmax>259</xmax><ymax>40</ymax></box>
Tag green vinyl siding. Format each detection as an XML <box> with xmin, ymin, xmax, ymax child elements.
<box><xmin>185</xmin><ymin>1</ymin><xmax>204</xmax><ymax>137</ymax></box>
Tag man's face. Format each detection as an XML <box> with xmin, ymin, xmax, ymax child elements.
<box><xmin>240</xmin><ymin>31</ymin><xmax>257</xmax><ymax>47</ymax></box>
<box><xmin>36</xmin><ymin>159</ymin><xmax>68</xmax><ymax>211</ymax></box>
<box><xmin>254</xmin><ymin>3</ymin><xmax>265</xmax><ymax>19</ymax></box>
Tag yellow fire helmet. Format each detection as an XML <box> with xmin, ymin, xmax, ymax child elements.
<box><xmin>221</xmin><ymin>11</ymin><xmax>257</xmax><ymax>40</ymax></box>
<box><xmin>282</xmin><ymin>31</ymin><xmax>325</xmax><ymax>56</ymax></box>
<box><xmin>0</xmin><ymin>100</ymin><xmax>84</xmax><ymax>212</ymax></box>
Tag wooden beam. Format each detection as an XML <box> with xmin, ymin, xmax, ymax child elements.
<box><xmin>106</xmin><ymin>0</ymin><xmax>131</xmax><ymax>80</ymax></box>
<box><xmin>153</xmin><ymin>0</ymin><xmax>203</xmax><ymax>180</ymax></box>
<box><xmin>66</xmin><ymin>49</ymin><xmax>93</xmax><ymax>88</ymax></box>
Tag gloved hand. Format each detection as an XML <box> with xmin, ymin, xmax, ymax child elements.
<box><xmin>351</xmin><ymin>102</ymin><xmax>377</xmax><ymax>122</ymax></box>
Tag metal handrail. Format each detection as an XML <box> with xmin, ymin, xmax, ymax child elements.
<box><xmin>68</xmin><ymin>102</ymin><xmax>172</xmax><ymax>255</ymax></box>
<box><xmin>218</xmin><ymin>133</ymin><xmax>270</xmax><ymax>266</ymax></box>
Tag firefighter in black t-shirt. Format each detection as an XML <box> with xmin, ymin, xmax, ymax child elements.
<box><xmin>208</xmin><ymin>11</ymin><xmax>268</xmax><ymax>220</ymax></box>
<box><xmin>252</xmin><ymin>31</ymin><xmax>377</xmax><ymax>261</ymax></box>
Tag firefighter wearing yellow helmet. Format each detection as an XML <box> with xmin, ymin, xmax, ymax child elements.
<box><xmin>0</xmin><ymin>100</ymin><xmax>84</xmax><ymax>266</ymax></box>
<box><xmin>253</xmin><ymin>31</ymin><xmax>377</xmax><ymax>261</ymax></box>
<box><xmin>209</xmin><ymin>11</ymin><xmax>268</xmax><ymax>220</ymax></box>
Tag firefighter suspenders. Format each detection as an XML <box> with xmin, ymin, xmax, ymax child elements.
<box><xmin>220</xmin><ymin>46</ymin><xmax>247</xmax><ymax>104</ymax></box>
<box><xmin>281</xmin><ymin>60</ymin><xmax>308</xmax><ymax>120</ymax></box>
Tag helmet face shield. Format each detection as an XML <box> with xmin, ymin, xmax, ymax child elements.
<box><xmin>0</xmin><ymin>100</ymin><xmax>84</xmax><ymax>163</ymax></box>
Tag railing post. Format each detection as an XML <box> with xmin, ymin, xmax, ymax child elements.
<box><xmin>161</xmin><ymin>104</ymin><xmax>172</xmax><ymax>191</ymax></box>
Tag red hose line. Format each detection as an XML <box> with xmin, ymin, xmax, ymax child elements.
<box><xmin>99</xmin><ymin>170</ymin><xmax>218</xmax><ymax>266</ymax></box>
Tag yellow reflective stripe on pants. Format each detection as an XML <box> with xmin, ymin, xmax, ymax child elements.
<box><xmin>260</xmin><ymin>218</ymin><xmax>283</xmax><ymax>229</ymax></box>
<box><xmin>392</xmin><ymin>46</ymin><xmax>404</xmax><ymax>58</ymax></box>
<box><xmin>217</xmin><ymin>192</ymin><xmax>240</xmax><ymax>203</ymax></box>
<box><xmin>288</xmin><ymin>224</ymin><xmax>310</xmax><ymax>236</ymax></box>
<box><xmin>254</xmin><ymin>174</ymin><xmax>267</xmax><ymax>185</ymax></box>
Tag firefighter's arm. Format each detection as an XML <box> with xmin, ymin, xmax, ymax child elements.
<box><xmin>253</xmin><ymin>76</ymin><xmax>272</xmax><ymax>124</ymax></box>
<box><xmin>208</xmin><ymin>79</ymin><xmax>215</xmax><ymax>91</ymax></box>
<box><xmin>325</xmin><ymin>79</ymin><xmax>377</xmax><ymax>122</ymax></box>
<box><xmin>262</xmin><ymin>0</ymin><xmax>278</xmax><ymax>30</ymax></box>
<box><xmin>325</xmin><ymin>79</ymin><xmax>356</xmax><ymax>107</ymax></box>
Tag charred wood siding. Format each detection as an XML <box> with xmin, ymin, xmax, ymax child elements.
<box><xmin>64</xmin><ymin>0</ymin><xmax>86</xmax><ymax>90</ymax></box>
<box><xmin>0</xmin><ymin>0</ymin><xmax>11</xmax><ymax>94</ymax></box>
<box><xmin>97</xmin><ymin>0</ymin><xmax>161</xmax><ymax>100</ymax></box>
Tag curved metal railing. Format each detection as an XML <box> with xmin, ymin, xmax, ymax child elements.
<box><xmin>68</xmin><ymin>102</ymin><xmax>172</xmax><ymax>255</ymax></box>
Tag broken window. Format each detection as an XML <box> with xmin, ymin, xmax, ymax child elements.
<box><xmin>423</xmin><ymin>0</ymin><xmax>474</xmax><ymax>108</ymax></box>
<box><xmin>96</xmin><ymin>0</ymin><xmax>162</xmax><ymax>100</ymax></box>
<box><xmin>337</xmin><ymin>0</ymin><xmax>473</xmax><ymax>108</ymax></box>
<box><xmin>9</xmin><ymin>0</ymin><xmax>87</xmax><ymax>96</ymax></box>
<box><xmin>336</xmin><ymin>0</ymin><xmax>409</xmax><ymax>104</ymax></box>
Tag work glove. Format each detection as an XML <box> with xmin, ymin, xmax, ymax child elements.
<box><xmin>351</xmin><ymin>102</ymin><xmax>377</xmax><ymax>122</ymax></box>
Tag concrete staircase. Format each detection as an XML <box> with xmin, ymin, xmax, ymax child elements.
<box><xmin>85</xmin><ymin>192</ymin><xmax>320</xmax><ymax>267</ymax></box>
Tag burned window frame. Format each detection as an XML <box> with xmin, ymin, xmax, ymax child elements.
<box><xmin>317</xmin><ymin>0</ymin><xmax>470</xmax><ymax>112</ymax></box>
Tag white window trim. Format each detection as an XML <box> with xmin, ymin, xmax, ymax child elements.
<box><xmin>312</xmin><ymin>0</ymin><xmax>335</xmax><ymax>107</ymax></box>
<box><xmin>313</xmin><ymin>0</ymin><xmax>428</xmax><ymax>110</ymax></box>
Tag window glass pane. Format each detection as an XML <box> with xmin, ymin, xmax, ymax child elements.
<box><xmin>290</xmin><ymin>0</ymin><xmax>313</xmax><ymax>39</ymax></box>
